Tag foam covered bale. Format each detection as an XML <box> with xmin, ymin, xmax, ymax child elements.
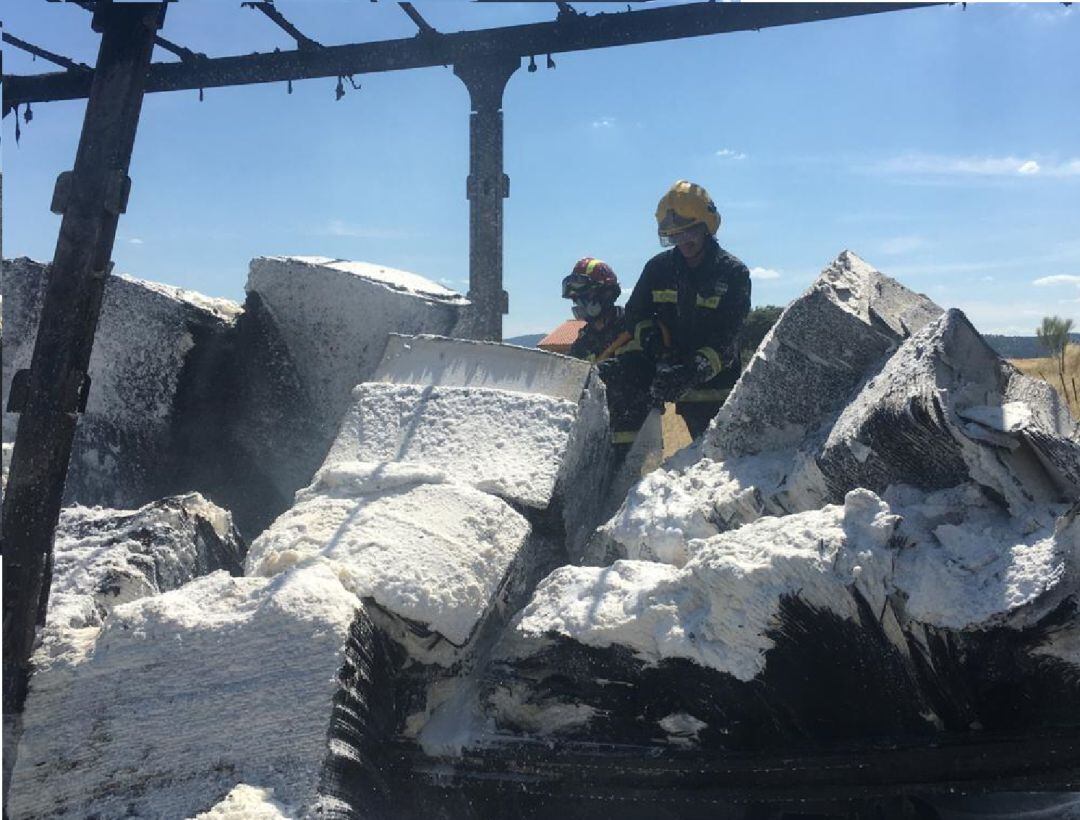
<box><xmin>246</xmin><ymin>256</ymin><xmax>468</xmax><ymax>440</ymax></box>
<box><xmin>1</xmin><ymin>257</ymin><xmax>241</xmax><ymax>508</ymax></box>
<box><xmin>332</xmin><ymin>339</ymin><xmax>611</xmax><ymax>558</ymax></box>
<box><xmin>707</xmin><ymin>250</ymin><xmax>941</xmax><ymax>458</ymax></box>
<box><xmin>47</xmin><ymin>492</ymin><xmax>245</xmax><ymax>631</ymax></box>
<box><xmin>602</xmin><ymin>292</ymin><xmax>1079</xmax><ymax>570</ymax></box>
<box><xmin>817</xmin><ymin>309</ymin><xmax>1080</xmax><ymax>512</ymax></box>
<box><xmin>596</xmin><ymin>447</ymin><xmax>812</xmax><ymax>566</ymax></box>
<box><xmin>597</xmin><ymin>252</ymin><xmax>941</xmax><ymax>563</ymax></box>
<box><xmin>6</xmin><ymin>565</ymin><xmax>363</xmax><ymax>820</ymax></box>
<box><xmin>208</xmin><ymin>289</ymin><xmax>329</xmax><ymax>539</ymax></box>
<box><xmin>490</xmin><ymin>489</ymin><xmax>1080</xmax><ymax>747</ymax></box>
<box><xmin>327</xmin><ymin>383</ymin><xmax>587</xmax><ymax>511</ymax></box>
<box><xmin>247</xmin><ymin>461</ymin><xmax>532</xmax><ymax>665</ymax></box>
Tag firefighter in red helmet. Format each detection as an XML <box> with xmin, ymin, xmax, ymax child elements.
<box><xmin>561</xmin><ymin>257</ymin><xmax>628</xmax><ymax>363</ymax></box>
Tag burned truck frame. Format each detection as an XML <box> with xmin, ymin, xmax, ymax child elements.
<box><xmin>5</xmin><ymin>3</ymin><xmax>1078</xmax><ymax>818</ymax></box>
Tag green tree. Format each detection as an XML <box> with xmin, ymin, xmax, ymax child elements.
<box><xmin>1036</xmin><ymin>315</ymin><xmax>1075</xmax><ymax>402</ymax></box>
<box><xmin>740</xmin><ymin>305</ymin><xmax>783</xmax><ymax>368</ymax></box>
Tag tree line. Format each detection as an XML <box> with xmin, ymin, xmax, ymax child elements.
<box><xmin>1038</xmin><ymin>316</ymin><xmax>1078</xmax><ymax>406</ymax></box>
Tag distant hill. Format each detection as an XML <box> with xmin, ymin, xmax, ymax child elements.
<box><xmin>504</xmin><ymin>333</ymin><xmax>544</xmax><ymax>348</ymax></box>
<box><xmin>985</xmin><ymin>334</ymin><xmax>1080</xmax><ymax>360</ymax></box>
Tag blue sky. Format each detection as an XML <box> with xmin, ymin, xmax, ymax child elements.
<box><xmin>3</xmin><ymin>1</ymin><xmax>1078</xmax><ymax>337</ymax></box>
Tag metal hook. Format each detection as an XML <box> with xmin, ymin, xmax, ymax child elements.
<box><xmin>287</xmin><ymin>78</ymin><xmax>293</xmax><ymax>94</ymax></box>
<box><xmin>198</xmin><ymin>87</ymin><xmax>204</xmax><ymax>102</ymax></box>
<box><xmin>335</xmin><ymin>76</ymin><xmax>345</xmax><ymax>100</ymax></box>
<box><xmin>528</xmin><ymin>54</ymin><xmax>537</xmax><ymax>73</ymax></box>
<box><xmin>24</xmin><ymin>102</ymin><xmax>34</xmax><ymax>123</ymax></box>
<box><xmin>546</xmin><ymin>54</ymin><xmax>556</xmax><ymax>69</ymax></box>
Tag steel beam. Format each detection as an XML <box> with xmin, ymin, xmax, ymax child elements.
<box><xmin>454</xmin><ymin>56</ymin><xmax>518</xmax><ymax>341</ymax></box>
<box><xmin>1</xmin><ymin>0</ymin><xmax>164</xmax><ymax>738</ymax></box>
<box><xmin>3</xmin><ymin>3</ymin><xmax>941</xmax><ymax>113</ymax></box>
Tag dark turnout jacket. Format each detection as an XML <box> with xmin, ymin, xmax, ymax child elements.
<box><xmin>569</xmin><ymin>307</ymin><xmax>626</xmax><ymax>363</ymax></box>
<box><xmin>623</xmin><ymin>239</ymin><xmax>751</xmax><ymax>386</ymax></box>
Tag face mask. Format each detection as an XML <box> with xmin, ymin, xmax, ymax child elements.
<box><xmin>572</xmin><ymin>300</ymin><xmax>603</xmax><ymax>320</ymax></box>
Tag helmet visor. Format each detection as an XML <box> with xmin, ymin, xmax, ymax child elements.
<box><xmin>562</xmin><ymin>271</ymin><xmax>595</xmax><ymax>299</ymax></box>
<box><xmin>659</xmin><ymin>222</ymin><xmax>707</xmax><ymax>248</ymax></box>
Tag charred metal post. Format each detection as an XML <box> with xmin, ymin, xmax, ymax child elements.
<box><xmin>454</xmin><ymin>57</ymin><xmax>519</xmax><ymax>342</ymax></box>
<box><xmin>2</xmin><ymin>0</ymin><xmax>164</xmax><ymax>728</ymax></box>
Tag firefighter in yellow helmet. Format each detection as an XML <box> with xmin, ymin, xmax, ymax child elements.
<box><xmin>598</xmin><ymin>180</ymin><xmax>751</xmax><ymax>449</ymax></box>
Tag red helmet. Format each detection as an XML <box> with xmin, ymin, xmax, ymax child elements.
<box><xmin>561</xmin><ymin>257</ymin><xmax>621</xmax><ymax>303</ymax></box>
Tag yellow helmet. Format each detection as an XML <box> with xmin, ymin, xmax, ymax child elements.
<box><xmin>655</xmin><ymin>180</ymin><xmax>721</xmax><ymax>243</ymax></box>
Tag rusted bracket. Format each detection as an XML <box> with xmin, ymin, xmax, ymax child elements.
<box><xmin>555</xmin><ymin>2</ymin><xmax>581</xmax><ymax>21</ymax></box>
<box><xmin>50</xmin><ymin>169</ymin><xmax>131</xmax><ymax>215</ymax></box>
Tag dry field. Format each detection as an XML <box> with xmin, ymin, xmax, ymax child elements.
<box><xmin>1011</xmin><ymin>346</ymin><xmax>1080</xmax><ymax>419</ymax></box>
<box><xmin>661</xmin><ymin>403</ymin><xmax>693</xmax><ymax>458</ymax></box>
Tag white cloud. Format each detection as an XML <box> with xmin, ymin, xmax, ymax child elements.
<box><xmin>591</xmin><ymin>117</ymin><xmax>615</xmax><ymax>129</ymax></box>
<box><xmin>880</xmin><ymin>235</ymin><xmax>929</xmax><ymax>255</ymax></box>
<box><xmin>315</xmin><ymin>220</ymin><xmax>409</xmax><ymax>240</ymax></box>
<box><xmin>750</xmin><ymin>266</ymin><xmax>781</xmax><ymax>280</ymax></box>
<box><xmin>715</xmin><ymin>148</ymin><xmax>747</xmax><ymax>161</ymax></box>
<box><xmin>1018</xmin><ymin>4</ymin><xmax>1074</xmax><ymax>24</ymax></box>
<box><xmin>1033</xmin><ymin>274</ymin><xmax>1080</xmax><ymax>287</ymax></box>
<box><xmin>128</xmin><ymin>237</ymin><xmax>144</xmax><ymax>245</ymax></box>
<box><xmin>872</xmin><ymin>153</ymin><xmax>1080</xmax><ymax>178</ymax></box>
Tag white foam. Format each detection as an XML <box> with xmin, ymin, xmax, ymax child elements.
<box><xmin>516</xmin><ymin>488</ymin><xmax>1077</xmax><ymax>680</ymax></box>
<box><xmin>325</xmin><ymin>383</ymin><xmax>580</xmax><ymax>510</ymax></box>
<box><xmin>8</xmin><ymin>564</ymin><xmax>358</xmax><ymax>820</ymax></box>
<box><xmin>190</xmin><ymin>784</ymin><xmax>296</xmax><ymax>819</ymax></box>
<box><xmin>248</xmin><ymin>460</ymin><xmax>530</xmax><ymax>652</ymax></box>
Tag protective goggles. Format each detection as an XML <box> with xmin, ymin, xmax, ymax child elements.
<box><xmin>561</xmin><ymin>272</ymin><xmax>598</xmax><ymax>299</ymax></box>
<box><xmin>659</xmin><ymin>221</ymin><xmax>707</xmax><ymax>248</ymax></box>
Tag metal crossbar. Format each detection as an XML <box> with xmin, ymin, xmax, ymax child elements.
<box><xmin>3</xmin><ymin>2</ymin><xmax>941</xmax><ymax>113</ymax></box>
<box><xmin>2</xmin><ymin>32</ymin><xmax>90</xmax><ymax>72</ymax></box>
<box><xmin>66</xmin><ymin>0</ymin><xmax>207</xmax><ymax>64</ymax></box>
<box><xmin>399</xmin><ymin>2</ymin><xmax>438</xmax><ymax>36</ymax></box>
<box><xmin>241</xmin><ymin>1</ymin><xmax>323</xmax><ymax>51</ymax></box>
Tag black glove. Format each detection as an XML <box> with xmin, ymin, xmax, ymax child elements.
<box><xmin>635</xmin><ymin>322</ymin><xmax>665</xmax><ymax>360</ymax></box>
<box><xmin>690</xmin><ymin>351</ymin><xmax>718</xmax><ymax>382</ymax></box>
<box><xmin>649</xmin><ymin>354</ymin><xmax>718</xmax><ymax>405</ymax></box>
<box><xmin>649</xmin><ymin>363</ymin><xmax>694</xmax><ymax>405</ymax></box>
